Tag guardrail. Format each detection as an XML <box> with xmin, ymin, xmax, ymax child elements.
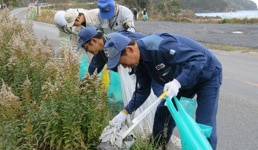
<box><xmin>29</xmin><ymin>3</ymin><xmax>55</xmax><ymax>8</ymax></box>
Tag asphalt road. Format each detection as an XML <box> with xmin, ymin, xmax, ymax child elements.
<box><xmin>10</xmin><ymin>7</ymin><xmax>59</xmax><ymax>52</ymax></box>
<box><xmin>135</xmin><ymin>21</ymin><xmax>258</xmax><ymax>49</ymax></box>
<box><xmin>11</xmin><ymin>7</ymin><xmax>258</xmax><ymax>150</ymax></box>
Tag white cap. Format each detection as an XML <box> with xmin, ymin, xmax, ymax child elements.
<box><xmin>64</xmin><ymin>9</ymin><xmax>79</xmax><ymax>27</ymax></box>
<box><xmin>54</xmin><ymin>10</ymin><xmax>67</xmax><ymax>27</ymax></box>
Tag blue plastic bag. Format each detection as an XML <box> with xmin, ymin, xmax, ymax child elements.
<box><xmin>165</xmin><ymin>97</ymin><xmax>213</xmax><ymax>150</ymax></box>
<box><xmin>179</xmin><ymin>97</ymin><xmax>197</xmax><ymax>119</ymax></box>
<box><xmin>107</xmin><ymin>71</ymin><xmax>123</xmax><ymax>103</ymax></box>
<box><xmin>79</xmin><ymin>54</ymin><xmax>89</xmax><ymax>80</ymax></box>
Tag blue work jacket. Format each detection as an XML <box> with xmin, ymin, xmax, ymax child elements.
<box><xmin>125</xmin><ymin>33</ymin><xmax>222</xmax><ymax>114</ymax></box>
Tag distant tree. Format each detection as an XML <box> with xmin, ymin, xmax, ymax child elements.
<box><xmin>124</xmin><ymin>0</ymin><xmax>137</xmax><ymax>7</ymax></box>
<box><xmin>155</xmin><ymin>0</ymin><xmax>181</xmax><ymax>17</ymax></box>
<box><xmin>178</xmin><ymin>0</ymin><xmax>227</xmax><ymax>12</ymax></box>
<box><xmin>137</xmin><ymin>0</ymin><xmax>148</xmax><ymax>9</ymax></box>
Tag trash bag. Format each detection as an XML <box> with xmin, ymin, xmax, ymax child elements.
<box><xmin>118</xmin><ymin>66</ymin><xmax>157</xmax><ymax>137</ymax></box>
<box><xmin>100</xmin><ymin>65</ymin><xmax>110</xmax><ymax>91</ymax></box>
<box><xmin>97</xmin><ymin>122</ymin><xmax>136</xmax><ymax>150</ymax></box>
<box><xmin>179</xmin><ymin>97</ymin><xmax>212</xmax><ymax>138</ymax></box>
<box><xmin>143</xmin><ymin>14</ymin><xmax>148</xmax><ymax>21</ymax></box>
<box><xmin>179</xmin><ymin>97</ymin><xmax>197</xmax><ymax>119</ymax></box>
<box><xmin>79</xmin><ymin>53</ymin><xmax>89</xmax><ymax>80</ymax></box>
<box><xmin>108</xmin><ymin>71</ymin><xmax>123</xmax><ymax>104</ymax></box>
<box><xmin>198</xmin><ymin>123</ymin><xmax>212</xmax><ymax>138</ymax></box>
<box><xmin>165</xmin><ymin>97</ymin><xmax>213</xmax><ymax>150</ymax></box>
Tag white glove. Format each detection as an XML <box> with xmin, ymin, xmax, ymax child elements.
<box><xmin>163</xmin><ymin>79</ymin><xmax>181</xmax><ymax>98</ymax></box>
<box><xmin>111</xmin><ymin>111</ymin><xmax>128</xmax><ymax>128</ymax></box>
<box><xmin>127</xmin><ymin>27</ymin><xmax>135</xmax><ymax>32</ymax></box>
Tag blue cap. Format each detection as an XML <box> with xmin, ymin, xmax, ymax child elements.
<box><xmin>77</xmin><ymin>26</ymin><xmax>98</xmax><ymax>51</ymax></box>
<box><xmin>104</xmin><ymin>33</ymin><xmax>131</xmax><ymax>70</ymax></box>
<box><xmin>98</xmin><ymin>0</ymin><xmax>115</xmax><ymax>19</ymax></box>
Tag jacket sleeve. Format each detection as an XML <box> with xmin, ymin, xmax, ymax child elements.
<box><xmin>120</xmin><ymin>5</ymin><xmax>136</xmax><ymax>32</ymax></box>
<box><xmin>151</xmin><ymin>80</ymin><xmax>164</xmax><ymax>97</ymax></box>
<box><xmin>124</xmin><ymin>66</ymin><xmax>152</xmax><ymax>114</ymax></box>
<box><xmin>88</xmin><ymin>53</ymin><xmax>107</xmax><ymax>75</ymax></box>
<box><xmin>160</xmin><ymin>38</ymin><xmax>207</xmax><ymax>89</ymax></box>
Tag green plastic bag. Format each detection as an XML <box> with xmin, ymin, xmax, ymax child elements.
<box><xmin>79</xmin><ymin>54</ymin><xmax>89</xmax><ymax>80</ymax></box>
<box><xmin>179</xmin><ymin>97</ymin><xmax>212</xmax><ymax>138</ymax></box>
<box><xmin>165</xmin><ymin>97</ymin><xmax>213</xmax><ymax>150</ymax></box>
<box><xmin>179</xmin><ymin>97</ymin><xmax>197</xmax><ymax>119</ymax></box>
<box><xmin>107</xmin><ymin>71</ymin><xmax>123</xmax><ymax>103</ymax></box>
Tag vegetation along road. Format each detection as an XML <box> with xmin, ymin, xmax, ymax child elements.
<box><xmin>12</xmin><ymin>7</ymin><xmax>258</xmax><ymax>150</ymax></box>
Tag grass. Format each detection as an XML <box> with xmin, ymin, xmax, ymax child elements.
<box><xmin>202</xmin><ymin>42</ymin><xmax>258</xmax><ymax>52</ymax></box>
<box><xmin>173</xmin><ymin>17</ymin><xmax>258</xmax><ymax>24</ymax></box>
<box><xmin>0</xmin><ymin>7</ymin><xmax>160</xmax><ymax>150</ymax></box>
<box><xmin>0</xmin><ymin>8</ymin><xmax>113</xmax><ymax>149</ymax></box>
<box><xmin>28</xmin><ymin>7</ymin><xmax>56</xmax><ymax>24</ymax></box>
<box><xmin>2</xmin><ymin>6</ymin><xmax>257</xmax><ymax>150</ymax></box>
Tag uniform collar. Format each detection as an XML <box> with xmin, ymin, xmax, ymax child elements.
<box><xmin>137</xmin><ymin>40</ymin><xmax>151</xmax><ymax>62</ymax></box>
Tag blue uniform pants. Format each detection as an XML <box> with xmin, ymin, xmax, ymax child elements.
<box><xmin>153</xmin><ymin>68</ymin><xmax>222</xmax><ymax>149</ymax></box>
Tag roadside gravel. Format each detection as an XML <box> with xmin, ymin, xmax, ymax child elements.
<box><xmin>135</xmin><ymin>21</ymin><xmax>258</xmax><ymax>49</ymax></box>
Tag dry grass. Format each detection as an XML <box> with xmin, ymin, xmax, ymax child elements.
<box><xmin>202</xmin><ymin>42</ymin><xmax>258</xmax><ymax>52</ymax></box>
<box><xmin>0</xmin><ymin>8</ymin><xmax>112</xmax><ymax>149</ymax></box>
<box><xmin>28</xmin><ymin>7</ymin><xmax>56</xmax><ymax>24</ymax></box>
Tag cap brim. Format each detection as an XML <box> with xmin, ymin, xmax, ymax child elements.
<box><xmin>77</xmin><ymin>41</ymin><xmax>84</xmax><ymax>51</ymax></box>
<box><xmin>99</xmin><ymin>7</ymin><xmax>115</xmax><ymax>19</ymax></box>
<box><xmin>107</xmin><ymin>53</ymin><xmax>121</xmax><ymax>70</ymax></box>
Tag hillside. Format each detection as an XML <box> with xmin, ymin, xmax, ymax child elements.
<box><xmin>11</xmin><ymin>0</ymin><xmax>258</xmax><ymax>12</ymax></box>
<box><xmin>168</xmin><ymin>0</ymin><xmax>257</xmax><ymax>13</ymax></box>
<box><xmin>224</xmin><ymin>0</ymin><xmax>257</xmax><ymax>11</ymax></box>
<box><xmin>12</xmin><ymin>0</ymin><xmax>258</xmax><ymax>12</ymax></box>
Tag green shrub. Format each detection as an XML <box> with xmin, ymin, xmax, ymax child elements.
<box><xmin>0</xmin><ymin>9</ymin><xmax>111</xmax><ymax>150</ymax></box>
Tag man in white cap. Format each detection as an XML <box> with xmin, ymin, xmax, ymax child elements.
<box><xmin>65</xmin><ymin>8</ymin><xmax>100</xmax><ymax>34</ymax></box>
<box><xmin>64</xmin><ymin>8</ymin><xmax>100</xmax><ymax>50</ymax></box>
<box><xmin>54</xmin><ymin>10</ymin><xmax>72</xmax><ymax>52</ymax></box>
<box><xmin>64</xmin><ymin>8</ymin><xmax>100</xmax><ymax>80</ymax></box>
<box><xmin>97</xmin><ymin>0</ymin><xmax>136</xmax><ymax>33</ymax></box>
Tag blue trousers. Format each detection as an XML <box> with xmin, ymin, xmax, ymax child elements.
<box><xmin>153</xmin><ymin>68</ymin><xmax>222</xmax><ymax>149</ymax></box>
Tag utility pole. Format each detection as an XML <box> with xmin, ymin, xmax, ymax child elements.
<box><xmin>36</xmin><ymin>0</ymin><xmax>41</xmax><ymax>16</ymax></box>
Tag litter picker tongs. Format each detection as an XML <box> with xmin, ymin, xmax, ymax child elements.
<box><xmin>121</xmin><ymin>91</ymin><xmax>168</xmax><ymax>139</ymax></box>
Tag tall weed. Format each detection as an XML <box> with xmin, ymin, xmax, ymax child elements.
<box><xmin>0</xmin><ymin>9</ymin><xmax>111</xmax><ymax>150</ymax></box>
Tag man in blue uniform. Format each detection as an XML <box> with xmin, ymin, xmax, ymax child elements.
<box><xmin>104</xmin><ymin>33</ymin><xmax>222</xmax><ymax>149</ymax></box>
<box><xmin>77</xmin><ymin>26</ymin><xmax>148</xmax><ymax>113</ymax></box>
<box><xmin>77</xmin><ymin>26</ymin><xmax>146</xmax><ymax>75</ymax></box>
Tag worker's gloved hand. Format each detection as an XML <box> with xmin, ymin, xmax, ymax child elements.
<box><xmin>127</xmin><ymin>27</ymin><xmax>135</xmax><ymax>32</ymax></box>
<box><xmin>163</xmin><ymin>79</ymin><xmax>181</xmax><ymax>98</ymax></box>
<box><xmin>62</xmin><ymin>25</ymin><xmax>72</xmax><ymax>34</ymax></box>
<box><xmin>111</xmin><ymin>110</ymin><xmax>128</xmax><ymax>128</ymax></box>
<box><xmin>123</xmin><ymin>22</ymin><xmax>135</xmax><ymax>32</ymax></box>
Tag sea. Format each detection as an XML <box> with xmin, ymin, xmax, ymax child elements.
<box><xmin>195</xmin><ymin>10</ymin><xmax>258</xmax><ymax>19</ymax></box>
